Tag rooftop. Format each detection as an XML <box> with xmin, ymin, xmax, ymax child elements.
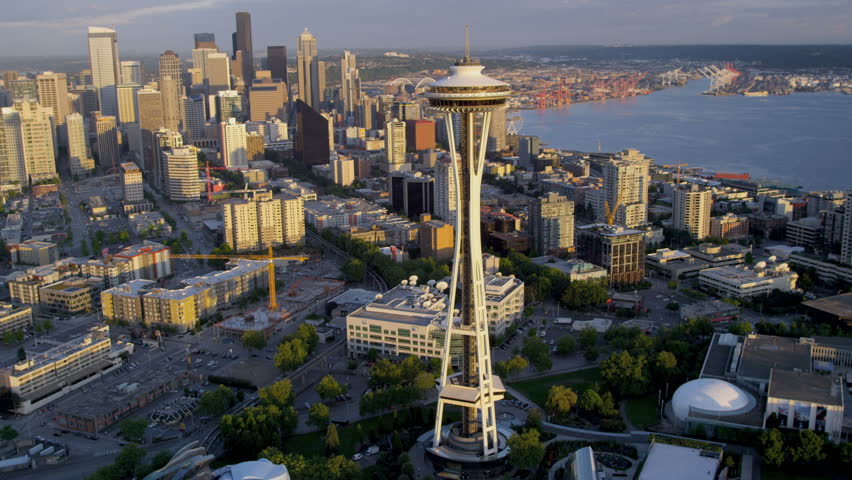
<box><xmin>102</xmin><ymin>279</ymin><xmax>157</xmax><ymax>297</ymax></box>
<box><xmin>217</xmin><ymin>308</ymin><xmax>283</xmax><ymax>332</ymax></box>
<box><xmin>115</xmin><ymin>241</ymin><xmax>169</xmax><ymax>258</ymax></box>
<box><xmin>737</xmin><ymin>334</ymin><xmax>812</xmax><ymax>381</ymax></box>
<box><xmin>183</xmin><ymin>259</ymin><xmax>269</xmax><ymax>287</ymax></box>
<box><xmin>576</xmin><ymin>223</ymin><xmax>644</xmax><ymax>237</ymax></box>
<box><xmin>638</xmin><ymin>442</ymin><xmax>719</xmax><ymax>480</ymax></box>
<box><xmin>768</xmin><ymin>369</ymin><xmax>843</xmax><ymax>406</ymax></box>
<box><xmin>700</xmin><ymin>264</ymin><xmax>797</xmax><ymax>285</ymax></box>
<box><xmin>803</xmin><ymin>293</ymin><xmax>852</xmax><ymax>320</ymax></box>
<box><xmin>8</xmin><ymin>326</ymin><xmax>110</xmax><ymax>375</ymax></box>
<box><xmin>349</xmin><ymin>283</ymin><xmax>447</xmax><ymax>327</ymax></box>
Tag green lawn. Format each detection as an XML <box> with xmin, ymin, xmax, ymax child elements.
<box><xmin>509</xmin><ymin>367</ymin><xmax>601</xmax><ymax>406</ymax></box>
<box><xmin>624</xmin><ymin>394</ymin><xmax>658</xmax><ymax>430</ymax></box>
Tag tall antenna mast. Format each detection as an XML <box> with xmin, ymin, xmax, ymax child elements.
<box><xmin>465</xmin><ymin>25</ymin><xmax>470</xmax><ymax>60</ymax></box>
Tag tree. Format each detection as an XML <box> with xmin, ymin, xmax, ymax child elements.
<box><xmin>241</xmin><ymin>330</ymin><xmax>267</xmax><ymax>351</ymax></box>
<box><xmin>341</xmin><ymin>258</ymin><xmax>367</xmax><ymax>282</ymax></box>
<box><xmin>369</xmin><ymin>359</ymin><xmax>403</xmax><ymax>387</ymax></box>
<box><xmin>118</xmin><ymin>417</ymin><xmax>147</xmax><ymax>442</ymax></box>
<box><xmin>16</xmin><ymin>346</ymin><xmax>25</xmax><ymax>361</ymax></box>
<box><xmin>545</xmin><ymin>385</ymin><xmax>578</xmax><ymax>417</ymax></box>
<box><xmin>728</xmin><ymin>321</ymin><xmax>754</xmax><ymax>336</ymax></box>
<box><xmin>525</xmin><ymin>408</ymin><xmax>544</xmax><ymax>431</ymax></box>
<box><xmin>414</xmin><ymin>371</ymin><xmax>436</xmax><ymax>391</ymax></box>
<box><xmin>522</xmin><ymin>336</ymin><xmax>552</xmax><ymax>371</ymax></box>
<box><xmin>600</xmin><ymin>350</ymin><xmax>649</xmax><ymax>397</ymax></box>
<box><xmin>198</xmin><ymin>385</ymin><xmax>236</xmax><ymax>415</ymax></box>
<box><xmin>655</xmin><ymin>351</ymin><xmax>678</xmax><ymax>380</ymax></box>
<box><xmin>400</xmin><ymin>354</ymin><xmax>423</xmax><ymax>379</ymax></box>
<box><xmin>578</xmin><ymin>389</ymin><xmax>603</xmax><ymax>415</ymax></box>
<box><xmin>760</xmin><ymin>428</ymin><xmax>786</xmax><ymax>467</ymax></box>
<box><xmin>259</xmin><ymin>379</ymin><xmax>294</xmax><ymax>408</ymax></box>
<box><xmin>578</xmin><ymin>328</ymin><xmax>598</xmax><ymax>350</ymax></box>
<box><xmin>316</xmin><ymin>375</ymin><xmax>346</xmax><ymax>401</ymax></box>
<box><xmin>584</xmin><ymin>347</ymin><xmax>600</xmax><ymax>361</ymax></box>
<box><xmin>325</xmin><ymin>423</ymin><xmax>340</xmax><ymax>454</ymax></box>
<box><xmin>0</xmin><ymin>425</ymin><xmax>18</xmax><ymax>441</ymax></box>
<box><xmin>556</xmin><ymin>335</ymin><xmax>577</xmax><ymax>354</ymax></box>
<box><xmin>296</xmin><ymin>323</ymin><xmax>319</xmax><ymax>352</ymax></box>
<box><xmin>220</xmin><ymin>405</ymin><xmax>296</xmax><ymax>459</ymax></box>
<box><xmin>788</xmin><ymin>429</ymin><xmax>826</xmax><ymax>464</ymax></box>
<box><xmin>366</xmin><ymin>348</ymin><xmax>379</xmax><ymax>362</ymax></box>
<box><xmin>274</xmin><ymin>338</ymin><xmax>309</xmax><ymax>371</ymax></box>
<box><xmin>507</xmin><ymin>429</ymin><xmax>546</xmax><ymax>470</ymax></box>
<box><xmin>560</xmin><ymin>280</ymin><xmax>609</xmax><ymax>310</ymax></box>
<box><xmin>745</xmin><ymin>251</ymin><xmax>755</xmax><ymax>265</ymax></box>
<box><xmin>765</xmin><ymin>412</ymin><xmax>781</xmax><ymax>429</ymax></box>
<box><xmin>308</xmin><ymin>403</ymin><xmax>330</xmax><ymax>428</ymax></box>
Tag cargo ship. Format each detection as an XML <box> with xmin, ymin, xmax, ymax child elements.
<box><xmin>743</xmin><ymin>91</ymin><xmax>769</xmax><ymax>97</ymax></box>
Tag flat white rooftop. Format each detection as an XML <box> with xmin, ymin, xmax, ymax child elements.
<box><xmin>639</xmin><ymin>442</ymin><xmax>719</xmax><ymax>480</ymax></box>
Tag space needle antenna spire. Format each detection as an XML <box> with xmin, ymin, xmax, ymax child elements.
<box><xmin>465</xmin><ymin>24</ymin><xmax>471</xmax><ymax>60</ymax></box>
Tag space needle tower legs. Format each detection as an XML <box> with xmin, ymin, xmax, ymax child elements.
<box><xmin>427</xmin><ymin>27</ymin><xmax>512</xmax><ymax>469</ymax></box>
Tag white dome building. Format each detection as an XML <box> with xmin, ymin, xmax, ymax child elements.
<box><xmin>671</xmin><ymin>378</ymin><xmax>756</xmax><ymax>423</ymax></box>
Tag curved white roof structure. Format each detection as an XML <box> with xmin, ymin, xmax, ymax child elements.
<box><xmin>672</xmin><ymin>378</ymin><xmax>755</xmax><ymax>422</ymax></box>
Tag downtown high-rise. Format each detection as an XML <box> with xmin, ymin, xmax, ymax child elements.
<box><xmin>296</xmin><ymin>28</ymin><xmax>319</xmax><ymax>109</ymax></box>
<box><xmin>87</xmin><ymin>27</ymin><xmax>121</xmax><ymax>117</ymax></box>
<box><xmin>673</xmin><ymin>183</ymin><xmax>712</xmax><ymax>240</ymax></box>
<box><xmin>234</xmin><ymin>12</ymin><xmax>254</xmax><ymax>84</ymax></box>
<box><xmin>340</xmin><ymin>50</ymin><xmax>361</xmax><ymax>124</ymax></box>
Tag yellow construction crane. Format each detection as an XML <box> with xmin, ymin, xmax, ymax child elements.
<box><xmin>172</xmin><ymin>246</ymin><xmax>310</xmax><ymax>310</ymax></box>
<box><xmin>603</xmin><ymin>191</ymin><xmax>622</xmax><ymax>226</ymax></box>
<box><xmin>662</xmin><ymin>163</ymin><xmax>689</xmax><ymax>183</ymax></box>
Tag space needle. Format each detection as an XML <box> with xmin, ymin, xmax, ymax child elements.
<box><xmin>425</xmin><ymin>27</ymin><xmax>513</xmax><ymax>477</ymax></box>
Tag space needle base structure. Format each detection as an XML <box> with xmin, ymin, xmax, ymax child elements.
<box><xmin>424</xmin><ymin>29</ymin><xmax>513</xmax><ymax>478</ymax></box>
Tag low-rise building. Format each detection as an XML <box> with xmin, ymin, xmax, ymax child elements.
<box><xmin>789</xmin><ymin>253</ymin><xmax>852</xmax><ymax>286</ymax></box>
<box><xmin>142</xmin><ymin>284</ymin><xmax>217</xmax><ymax>332</ymax></box>
<box><xmin>346</xmin><ymin>281</ymin><xmax>458</xmax><ymax>362</ymax></box>
<box><xmin>680</xmin><ymin>299</ymin><xmax>741</xmax><ymax>323</ymax></box>
<box><xmin>0</xmin><ymin>303</ymin><xmax>33</xmax><ymax>336</ymax></box>
<box><xmin>5</xmin><ymin>260</ymin><xmax>81</xmax><ymax>305</ymax></box>
<box><xmin>786</xmin><ymin>217</ymin><xmax>823</xmax><ymax>248</ymax></box>
<box><xmin>710</xmin><ymin>213</ymin><xmax>749</xmax><ymax>240</ymax></box>
<box><xmin>575</xmin><ymin>224</ymin><xmax>645</xmax><ymax>287</ymax></box>
<box><xmin>802</xmin><ymin>293</ymin><xmax>852</xmax><ymax>330</ymax></box>
<box><xmin>764</xmin><ymin>369</ymin><xmax>843</xmax><ymax>437</ymax></box>
<box><xmin>531</xmin><ymin>256</ymin><xmax>607</xmax><ymax>283</ymax></box>
<box><xmin>182</xmin><ymin>259</ymin><xmax>269</xmax><ymax>307</ymax></box>
<box><xmin>38</xmin><ymin>277</ymin><xmax>103</xmax><ymax>317</ymax></box>
<box><xmin>698</xmin><ymin>263</ymin><xmax>798</xmax><ymax>299</ymax></box>
<box><xmin>484</xmin><ymin>275</ymin><xmax>525</xmax><ymax>336</ymax></box>
<box><xmin>10</xmin><ymin>240</ymin><xmax>58</xmax><ymax>266</ymax></box>
<box><xmin>0</xmin><ymin>325</ymin><xmax>132</xmax><ymax>414</ymax></box>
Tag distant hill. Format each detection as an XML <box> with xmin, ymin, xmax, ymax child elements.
<box><xmin>485</xmin><ymin>45</ymin><xmax>852</xmax><ymax>69</ymax></box>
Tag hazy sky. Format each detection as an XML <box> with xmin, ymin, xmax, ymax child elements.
<box><xmin>0</xmin><ymin>0</ymin><xmax>850</xmax><ymax>56</ymax></box>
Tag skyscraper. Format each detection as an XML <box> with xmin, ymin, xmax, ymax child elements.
<box><xmin>530</xmin><ymin>192</ymin><xmax>575</xmax><ymax>254</ymax></box>
<box><xmin>426</xmin><ymin>35</ymin><xmax>512</xmax><ymax>471</ymax></box>
<box><xmin>249</xmin><ymin>79</ymin><xmax>287</xmax><ymax>122</ymax></box>
<box><xmin>590</xmin><ymin>149</ymin><xmax>651</xmax><ymax>227</ymax></box>
<box><xmin>65</xmin><ymin>113</ymin><xmax>94</xmax><ymax>176</ymax></box>
<box><xmin>95</xmin><ymin>114</ymin><xmax>119</xmax><ymax>169</ymax></box>
<box><xmin>183</xmin><ymin>94</ymin><xmax>206</xmax><ymax>142</ymax></box>
<box><xmin>0</xmin><ymin>107</ymin><xmax>26</xmax><ymax>187</ymax></box>
<box><xmin>317</xmin><ymin>60</ymin><xmax>327</xmax><ymax>104</ymax></box>
<box><xmin>234</xmin><ymin>12</ymin><xmax>254</xmax><ymax>84</ymax></box>
<box><xmin>840</xmin><ymin>191</ymin><xmax>852</xmax><ymax>266</ymax></box>
<box><xmin>296</xmin><ymin>29</ymin><xmax>319</xmax><ymax>109</ymax></box>
<box><xmin>293</xmin><ymin>99</ymin><xmax>329</xmax><ymax>167</ymax></box>
<box><xmin>673</xmin><ymin>183</ymin><xmax>712</xmax><ymax>240</ymax></box>
<box><xmin>194</xmin><ymin>33</ymin><xmax>217</xmax><ymax>49</ymax></box>
<box><xmin>35</xmin><ymin>72</ymin><xmax>71</xmax><ymax>145</ymax></box>
<box><xmin>434</xmin><ymin>160</ymin><xmax>457</xmax><ymax>226</ymax></box>
<box><xmin>330</xmin><ymin>156</ymin><xmax>355</xmax><ymax>186</ymax></box>
<box><xmin>216</xmin><ymin>90</ymin><xmax>243</xmax><ymax>122</ymax></box>
<box><xmin>120</xmin><ymin>61</ymin><xmax>142</xmax><ymax>84</ymax></box>
<box><xmin>384</xmin><ymin>119</ymin><xmax>406</xmax><ymax>171</ymax></box>
<box><xmin>137</xmin><ymin>88</ymin><xmax>165</xmax><ymax>174</ymax></box>
<box><xmin>161</xmin><ymin>146</ymin><xmax>199</xmax><ymax>202</ymax></box>
<box><xmin>158</xmin><ymin>51</ymin><xmax>182</xmax><ymax>88</ymax></box>
<box><xmin>487</xmin><ymin>105</ymin><xmax>507</xmax><ymax>152</ymax></box>
<box><xmin>267</xmin><ymin>46</ymin><xmax>287</xmax><ymax>81</ymax></box>
<box><xmin>87</xmin><ymin>27</ymin><xmax>121</xmax><ymax>116</ymax></box>
<box><xmin>15</xmin><ymin>101</ymin><xmax>56</xmax><ymax>180</ymax></box>
<box><xmin>205</xmin><ymin>53</ymin><xmax>232</xmax><ymax>93</ymax></box>
<box><xmin>158</xmin><ymin>76</ymin><xmax>182</xmax><ymax>132</ymax></box>
<box><xmin>120</xmin><ymin>162</ymin><xmax>144</xmax><ymax>203</ymax></box>
<box><xmin>116</xmin><ymin>83</ymin><xmax>141</xmax><ymax>124</ymax></box>
<box><xmin>340</xmin><ymin>51</ymin><xmax>361</xmax><ymax>123</ymax></box>
<box><xmin>220</xmin><ymin>118</ymin><xmax>248</xmax><ymax>168</ymax></box>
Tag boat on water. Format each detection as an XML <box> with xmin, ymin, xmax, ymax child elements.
<box><xmin>743</xmin><ymin>91</ymin><xmax>769</xmax><ymax>97</ymax></box>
